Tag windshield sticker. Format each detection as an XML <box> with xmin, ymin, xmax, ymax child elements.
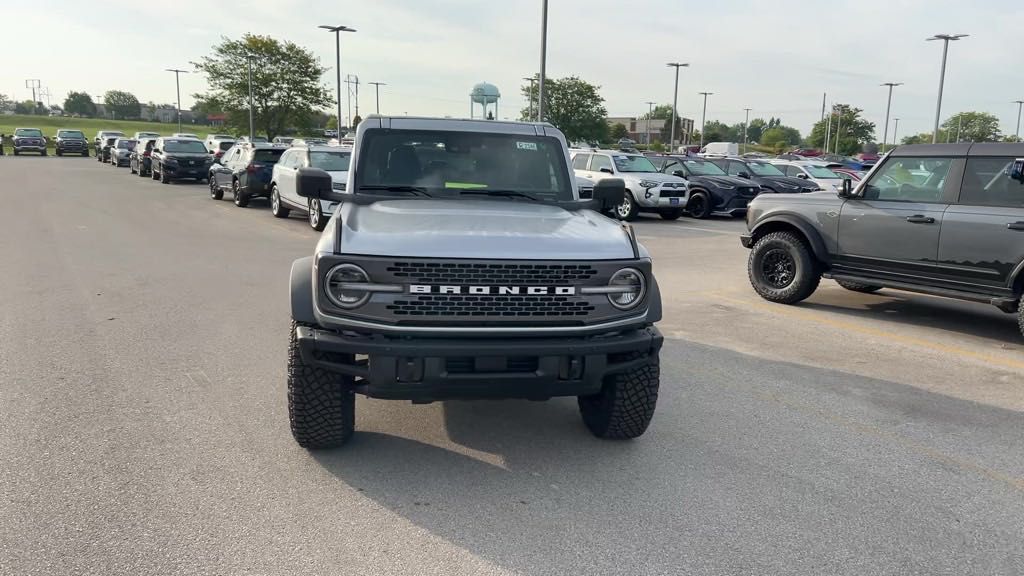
<box><xmin>445</xmin><ymin>182</ymin><xmax>489</xmax><ymax>189</ymax></box>
<box><xmin>516</xmin><ymin>142</ymin><xmax>538</xmax><ymax>151</ymax></box>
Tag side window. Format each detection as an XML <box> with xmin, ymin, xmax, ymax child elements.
<box><xmin>959</xmin><ymin>157</ymin><xmax>1024</xmax><ymax>208</ymax></box>
<box><xmin>662</xmin><ymin>160</ymin><xmax>680</xmax><ymax>174</ymax></box>
<box><xmin>590</xmin><ymin>154</ymin><xmax>613</xmax><ymax>173</ymax></box>
<box><xmin>862</xmin><ymin>157</ymin><xmax>952</xmax><ymax>202</ymax></box>
<box><xmin>784</xmin><ymin>165</ymin><xmax>803</xmax><ymax>178</ymax></box>
<box><xmin>279</xmin><ymin>150</ymin><xmax>294</xmax><ymax>168</ymax></box>
<box><xmin>726</xmin><ymin>161</ymin><xmax>745</xmax><ymax>177</ymax></box>
<box><xmin>572</xmin><ymin>154</ymin><xmax>590</xmax><ymax>170</ymax></box>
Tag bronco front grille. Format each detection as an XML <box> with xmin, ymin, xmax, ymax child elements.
<box><xmin>386</xmin><ymin>262</ymin><xmax>598</xmax><ymax>285</ymax></box>
<box><xmin>386</xmin><ymin>293</ymin><xmax>595</xmax><ymax>318</ymax></box>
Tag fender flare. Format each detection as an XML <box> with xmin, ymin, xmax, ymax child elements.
<box><xmin>645</xmin><ymin>275</ymin><xmax>663</xmax><ymax>324</ymax></box>
<box><xmin>1009</xmin><ymin>259</ymin><xmax>1024</xmax><ymax>295</ymax></box>
<box><xmin>290</xmin><ymin>256</ymin><xmax>316</xmax><ymax>324</ymax></box>
<box><xmin>750</xmin><ymin>214</ymin><xmax>830</xmax><ymax>263</ymax></box>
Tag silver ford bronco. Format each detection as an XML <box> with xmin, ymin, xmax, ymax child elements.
<box><xmin>287</xmin><ymin>116</ymin><xmax>664</xmax><ymax>448</ymax></box>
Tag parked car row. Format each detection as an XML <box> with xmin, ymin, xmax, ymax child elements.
<box><xmin>90</xmin><ymin>131</ymin><xmax>354</xmax><ymax>232</ymax></box>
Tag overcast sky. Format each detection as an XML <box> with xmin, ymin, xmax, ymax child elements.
<box><xmin>5</xmin><ymin>0</ymin><xmax>1023</xmax><ymax>140</ymax></box>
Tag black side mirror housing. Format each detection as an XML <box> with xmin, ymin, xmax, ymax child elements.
<box><xmin>672</xmin><ymin>170</ymin><xmax>686</xmax><ymax>178</ymax></box>
<box><xmin>591</xmin><ymin>178</ymin><xmax>626</xmax><ymax>212</ymax></box>
<box><xmin>296</xmin><ymin>167</ymin><xmax>345</xmax><ymax>201</ymax></box>
<box><xmin>599</xmin><ymin>167</ymin><xmax>614</xmax><ymax>174</ymax></box>
<box><xmin>737</xmin><ymin>171</ymin><xmax>751</xmax><ymax>179</ymax></box>
<box><xmin>796</xmin><ymin>173</ymin><xmax>809</xmax><ymax>179</ymax></box>
<box><xmin>838</xmin><ymin>178</ymin><xmax>853</xmax><ymax>198</ymax></box>
<box><xmin>1009</xmin><ymin>158</ymin><xmax>1024</xmax><ymax>183</ymax></box>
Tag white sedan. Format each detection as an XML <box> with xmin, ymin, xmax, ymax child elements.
<box><xmin>270</xmin><ymin>145</ymin><xmax>352</xmax><ymax>230</ymax></box>
<box><xmin>769</xmin><ymin>159</ymin><xmax>844</xmax><ymax>192</ymax></box>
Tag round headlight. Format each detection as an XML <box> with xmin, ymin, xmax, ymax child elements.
<box><xmin>607</xmin><ymin>268</ymin><xmax>646</xmax><ymax>310</ymax></box>
<box><xmin>324</xmin><ymin>263</ymin><xmax>371</xmax><ymax>309</ymax></box>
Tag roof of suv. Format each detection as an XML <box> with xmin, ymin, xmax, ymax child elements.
<box><xmin>890</xmin><ymin>142</ymin><xmax>1024</xmax><ymax>157</ymax></box>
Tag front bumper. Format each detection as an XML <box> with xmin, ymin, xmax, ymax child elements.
<box><xmin>740</xmin><ymin>234</ymin><xmax>754</xmax><ymax>248</ymax></box>
<box><xmin>163</xmin><ymin>162</ymin><xmax>211</xmax><ymax>178</ymax></box>
<box><xmin>14</xmin><ymin>143</ymin><xmax>46</xmax><ymax>152</ymax></box>
<box><xmin>296</xmin><ymin>325</ymin><xmax>663</xmax><ymax>402</ymax></box>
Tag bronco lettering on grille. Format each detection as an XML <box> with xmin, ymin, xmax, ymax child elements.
<box><xmin>409</xmin><ymin>285</ymin><xmax>577</xmax><ymax>295</ymax></box>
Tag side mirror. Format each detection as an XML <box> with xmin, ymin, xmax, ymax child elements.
<box><xmin>599</xmin><ymin>167</ymin><xmax>614</xmax><ymax>174</ymax></box>
<box><xmin>737</xmin><ymin>171</ymin><xmax>751</xmax><ymax>179</ymax></box>
<box><xmin>296</xmin><ymin>166</ymin><xmax>344</xmax><ymax>201</ymax></box>
<box><xmin>796</xmin><ymin>173</ymin><xmax>809</xmax><ymax>179</ymax></box>
<box><xmin>838</xmin><ymin>178</ymin><xmax>853</xmax><ymax>198</ymax></box>
<box><xmin>672</xmin><ymin>170</ymin><xmax>686</xmax><ymax>178</ymax></box>
<box><xmin>591</xmin><ymin>178</ymin><xmax>626</xmax><ymax>212</ymax></box>
<box><xmin>1009</xmin><ymin>158</ymin><xmax>1024</xmax><ymax>183</ymax></box>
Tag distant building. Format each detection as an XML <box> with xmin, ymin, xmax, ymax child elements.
<box><xmin>606</xmin><ymin>115</ymin><xmax>695</xmax><ymax>145</ymax></box>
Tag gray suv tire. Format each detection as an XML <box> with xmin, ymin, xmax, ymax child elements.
<box><xmin>578</xmin><ymin>354</ymin><xmax>659</xmax><ymax>439</ymax></box>
<box><xmin>287</xmin><ymin>321</ymin><xmax>355</xmax><ymax>448</ymax></box>
<box><xmin>748</xmin><ymin>231</ymin><xmax>821</xmax><ymax>304</ymax></box>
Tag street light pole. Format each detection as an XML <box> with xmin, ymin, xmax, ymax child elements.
<box><xmin>537</xmin><ymin>0</ymin><xmax>548</xmax><ymax>122</ymax></box>
<box><xmin>319</xmin><ymin>24</ymin><xmax>356</xmax><ymax>133</ymax></box>
<box><xmin>245</xmin><ymin>57</ymin><xmax>255</xmax><ymax>140</ymax></box>
<box><xmin>523</xmin><ymin>77</ymin><xmax>537</xmax><ymax>120</ymax></box>
<box><xmin>743</xmin><ymin>107</ymin><xmax>751</xmax><ymax>155</ymax></box>
<box><xmin>666</xmin><ymin>62</ymin><xmax>689</xmax><ymax>150</ymax></box>
<box><xmin>927</xmin><ymin>33</ymin><xmax>968</xmax><ymax>143</ymax></box>
<box><xmin>645</xmin><ymin>101</ymin><xmax>655</xmax><ymax>145</ymax></box>
<box><xmin>698</xmin><ymin>92</ymin><xmax>713</xmax><ymax>150</ymax></box>
<box><xmin>893</xmin><ymin>118</ymin><xmax>900</xmax><ymax>147</ymax></box>
<box><xmin>369</xmin><ymin>82</ymin><xmax>386</xmax><ymax>114</ymax></box>
<box><xmin>1014</xmin><ymin>101</ymin><xmax>1024</xmax><ymax>141</ymax></box>
<box><xmin>165</xmin><ymin>68</ymin><xmax>189</xmax><ymax>133</ymax></box>
<box><xmin>880</xmin><ymin>82</ymin><xmax>902</xmax><ymax>153</ymax></box>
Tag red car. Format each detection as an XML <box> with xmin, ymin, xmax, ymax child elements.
<box><xmin>830</xmin><ymin>166</ymin><xmax>866</xmax><ymax>181</ymax></box>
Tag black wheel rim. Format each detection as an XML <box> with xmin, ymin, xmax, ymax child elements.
<box><xmin>691</xmin><ymin>196</ymin><xmax>706</xmax><ymax>216</ymax></box>
<box><xmin>761</xmin><ymin>249</ymin><xmax>796</xmax><ymax>288</ymax></box>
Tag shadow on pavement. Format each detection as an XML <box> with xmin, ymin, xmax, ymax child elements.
<box><xmin>802</xmin><ymin>287</ymin><xmax>1021</xmax><ymax>344</ymax></box>
<box><xmin>311</xmin><ymin>339</ymin><xmax>1024</xmax><ymax>575</ymax></box>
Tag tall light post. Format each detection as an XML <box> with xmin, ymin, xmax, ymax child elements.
<box><xmin>244</xmin><ymin>56</ymin><xmax>255</xmax><ymax>139</ymax></box>
<box><xmin>880</xmin><ymin>82</ymin><xmax>902</xmax><ymax>152</ymax></box>
<box><xmin>523</xmin><ymin>77</ymin><xmax>537</xmax><ymax>120</ymax></box>
<box><xmin>165</xmin><ymin>68</ymin><xmax>189</xmax><ymax>133</ymax></box>
<box><xmin>926</xmin><ymin>34</ymin><xmax>968</xmax><ymax>143</ymax></box>
<box><xmin>666</xmin><ymin>62</ymin><xmax>689</xmax><ymax>150</ymax></box>
<box><xmin>742</xmin><ymin>107</ymin><xmax>752</xmax><ymax>155</ymax></box>
<box><xmin>319</xmin><ymin>24</ymin><xmax>356</xmax><ymax>133</ymax></box>
<box><xmin>645</xmin><ymin>101</ymin><xmax>655</xmax><ymax>145</ymax></box>
<box><xmin>369</xmin><ymin>82</ymin><xmax>386</xmax><ymax>114</ymax></box>
<box><xmin>893</xmin><ymin>118</ymin><xmax>900</xmax><ymax>147</ymax></box>
<box><xmin>697</xmin><ymin>91</ymin><xmax>713</xmax><ymax>150</ymax></box>
<box><xmin>1013</xmin><ymin>100</ymin><xmax>1024</xmax><ymax>141</ymax></box>
<box><xmin>537</xmin><ymin>0</ymin><xmax>548</xmax><ymax>122</ymax></box>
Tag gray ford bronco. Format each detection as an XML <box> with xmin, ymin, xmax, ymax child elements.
<box><xmin>743</xmin><ymin>143</ymin><xmax>1024</xmax><ymax>337</ymax></box>
<box><xmin>288</xmin><ymin>116</ymin><xmax>664</xmax><ymax>448</ymax></box>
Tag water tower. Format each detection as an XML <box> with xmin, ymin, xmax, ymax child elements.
<box><xmin>470</xmin><ymin>82</ymin><xmax>500</xmax><ymax>120</ymax></box>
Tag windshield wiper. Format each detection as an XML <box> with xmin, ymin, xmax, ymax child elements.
<box><xmin>357</xmin><ymin>185</ymin><xmax>432</xmax><ymax>197</ymax></box>
<box><xmin>456</xmin><ymin>189</ymin><xmax>540</xmax><ymax>201</ymax></box>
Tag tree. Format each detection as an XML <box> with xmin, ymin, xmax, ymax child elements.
<box><xmin>761</xmin><ymin>126</ymin><xmax>801</xmax><ymax>148</ymax></box>
<box><xmin>63</xmin><ymin>91</ymin><xmax>97</xmax><ymax>117</ymax></box>
<box><xmin>15</xmin><ymin>100</ymin><xmax>44</xmax><ymax>115</ymax></box>
<box><xmin>0</xmin><ymin>94</ymin><xmax>13</xmax><ymax>113</ymax></box>
<box><xmin>103</xmin><ymin>90</ymin><xmax>141</xmax><ymax>119</ymax></box>
<box><xmin>193</xmin><ymin>34</ymin><xmax>332</xmax><ymax>140</ymax></box>
<box><xmin>941</xmin><ymin>111</ymin><xmax>1001</xmax><ymax>143</ymax></box>
<box><xmin>808</xmin><ymin>104</ymin><xmax>876</xmax><ymax>155</ymax></box>
<box><xmin>520</xmin><ymin>75</ymin><xmax>608</xmax><ymax>142</ymax></box>
<box><xmin>701</xmin><ymin>120</ymin><xmax>733</xmax><ymax>143</ymax></box>
<box><xmin>746</xmin><ymin>118</ymin><xmax>767</xmax><ymax>143</ymax></box>
<box><xmin>610</xmin><ymin>123</ymin><xmax>629</xmax><ymax>140</ymax></box>
<box><xmin>901</xmin><ymin>133</ymin><xmax>932</xmax><ymax>145</ymax></box>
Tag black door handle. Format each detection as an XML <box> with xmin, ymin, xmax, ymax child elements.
<box><xmin>1008</xmin><ymin>222</ymin><xmax>1024</xmax><ymax>231</ymax></box>
<box><xmin>906</xmin><ymin>215</ymin><xmax>936</xmax><ymax>224</ymax></box>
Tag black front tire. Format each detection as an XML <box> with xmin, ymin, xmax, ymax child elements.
<box><xmin>836</xmin><ymin>279</ymin><xmax>882</xmax><ymax>293</ymax></box>
<box><xmin>160</xmin><ymin>166</ymin><xmax>170</xmax><ymax>184</ymax></box>
<box><xmin>210</xmin><ymin>178</ymin><xmax>223</xmax><ymax>200</ymax></box>
<box><xmin>56</xmin><ymin>149</ymin><xmax>63</xmax><ymax>157</ymax></box>
<box><xmin>687</xmin><ymin>192</ymin><xmax>712</xmax><ymax>219</ymax></box>
<box><xmin>41</xmin><ymin>150</ymin><xmax>47</xmax><ymax>157</ymax></box>
<box><xmin>1018</xmin><ymin>301</ymin><xmax>1024</xmax><ymax>340</ymax></box>
<box><xmin>233</xmin><ymin>180</ymin><xmax>249</xmax><ymax>207</ymax></box>
<box><xmin>748</xmin><ymin>231</ymin><xmax>821</xmax><ymax>304</ymax></box>
<box><xmin>578</xmin><ymin>354</ymin><xmax>660</xmax><ymax>439</ymax></box>
<box><xmin>288</xmin><ymin>321</ymin><xmax>355</xmax><ymax>448</ymax></box>
<box><xmin>82</xmin><ymin>150</ymin><xmax>89</xmax><ymax>157</ymax></box>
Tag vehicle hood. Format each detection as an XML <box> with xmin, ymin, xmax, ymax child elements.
<box><xmin>760</xmin><ymin>175</ymin><xmax>820</xmax><ymax>190</ymax></box>
<box><xmin>690</xmin><ymin>175</ymin><xmax>756</xmax><ymax>189</ymax></box>
<box><xmin>338</xmin><ymin>199</ymin><xmax>636</xmax><ymax>260</ymax></box>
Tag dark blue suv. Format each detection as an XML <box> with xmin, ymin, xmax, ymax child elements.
<box><xmin>208</xmin><ymin>143</ymin><xmax>285</xmax><ymax>207</ymax></box>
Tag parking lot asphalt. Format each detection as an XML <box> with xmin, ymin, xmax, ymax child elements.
<box><xmin>1</xmin><ymin>156</ymin><xmax>1022</xmax><ymax>575</ymax></box>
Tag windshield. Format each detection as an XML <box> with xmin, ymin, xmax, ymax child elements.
<box><xmin>250</xmin><ymin>136</ymin><xmax>268</xmax><ymax>143</ymax></box>
<box><xmin>138</xmin><ymin>132</ymin><xmax>160</xmax><ymax>138</ymax></box>
<box><xmin>682</xmin><ymin>160</ymin><xmax>727</xmax><ymax>176</ymax></box>
<box><xmin>805</xmin><ymin>165</ymin><xmax>842</xmax><ymax>179</ymax></box>
<box><xmin>164</xmin><ymin>140</ymin><xmax>208</xmax><ymax>153</ymax></box>
<box><xmin>252</xmin><ymin>149</ymin><xmax>285</xmax><ymax>163</ymax></box>
<box><xmin>749</xmin><ymin>162</ymin><xmax>786</xmax><ymax>176</ymax></box>
<box><xmin>117</xmin><ymin>140</ymin><xmax>137</xmax><ymax>150</ymax></box>
<box><xmin>15</xmin><ymin>129</ymin><xmax>43</xmax><ymax>137</ymax></box>
<box><xmin>58</xmin><ymin>130</ymin><xmax>85</xmax><ymax>138</ymax></box>
<box><xmin>310</xmin><ymin>150</ymin><xmax>351</xmax><ymax>171</ymax></box>
<box><xmin>356</xmin><ymin>129</ymin><xmax>574</xmax><ymax>201</ymax></box>
<box><xmin>218</xmin><ymin>141</ymin><xmax>235</xmax><ymax>151</ymax></box>
<box><xmin>613</xmin><ymin>155</ymin><xmax>658</xmax><ymax>173</ymax></box>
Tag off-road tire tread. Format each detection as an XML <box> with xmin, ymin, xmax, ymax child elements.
<box><xmin>1018</xmin><ymin>300</ymin><xmax>1024</xmax><ymax>339</ymax></box>
<box><xmin>288</xmin><ymin>321</ymin><xmax>355</xmax><ymax>448</ymax></box>
<box><xmin>747</xmin><ymin>230</ymin><xmax>820</xmax><ymax>304</ymax></box>
<box><xmin>578</xmin><ymin>355</ymin><xmax>659</xmax><ymax>439</ymax></box>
